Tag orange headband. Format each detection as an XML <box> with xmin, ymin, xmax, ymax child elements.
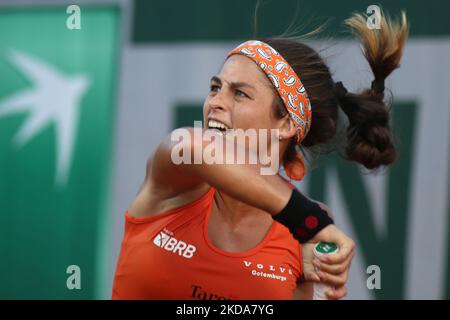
<box><xmin>227</xmin><ymin>40</ymin><xmax>312</xmax><ymax>180</ymax></box>
<box><xmin>227</xmin><ymin>40</ymin><xmax>312</xmax><ymax>142</ymax></box>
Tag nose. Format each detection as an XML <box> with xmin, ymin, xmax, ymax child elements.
<box><xmin>210</xmin><ymin>102</ymin><xmax>225</xmax><ymax>112</ymax></box>
<box><xmin>208</xmin><ymin>90</ymin><xmax>229</xmax><ymax>112</ymax></box>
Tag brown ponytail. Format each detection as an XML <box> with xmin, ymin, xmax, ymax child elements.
<box><xmin>338</xmin><ymin>11</ymin><xmax>408</xmax><ymax>169</ymax></box>
<box><xmin>263</xmin><ymin>9</ymin><xmax>408</xmax><ymax>171</ymax></box>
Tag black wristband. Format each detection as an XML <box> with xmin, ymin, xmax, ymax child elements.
<box><xmin>273</xmin><ymin>188</ymin><xmax>334</xmax><ymax>243</ymax></box>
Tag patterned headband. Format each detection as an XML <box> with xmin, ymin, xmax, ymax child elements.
<box><xmin>227</xmin><ymin>40</ymin><xmax>312</xmax><ymax>143</ymax></box>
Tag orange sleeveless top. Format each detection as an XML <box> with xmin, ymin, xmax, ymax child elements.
<box><xmin>112</xmin><ymin>188</ymin><xmax>303</xmax><ymax>300</ymax></box>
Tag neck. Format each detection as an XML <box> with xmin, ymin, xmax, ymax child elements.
<box><xmin>214</xmin><ymin>190</ymin><xmax>271</xmax><ymax>228</ymax></box>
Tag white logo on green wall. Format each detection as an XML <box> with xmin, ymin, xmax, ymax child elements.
<box><xmin>0</xmin><ymin>7</ymin><xmax>120</xmax><ymax>299</ymax></box>
<box><xmin>0</xmin><ymin>50</ymin><xmax>90</xmax><ymax>187</ymax></box>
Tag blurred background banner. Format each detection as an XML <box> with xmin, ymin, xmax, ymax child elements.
<box><xmin>0</xmin><ymin>0</ymin><xmax>449</xmax><ymax>299</ymax></box>
<box><xmin>0</xmin><ymin>3</ymin><xmax>121</xmax><ymax>298</ymax></box>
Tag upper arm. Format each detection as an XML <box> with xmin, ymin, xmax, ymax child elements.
<box><xmin>149</xmin><ymin>128</ymin><xmax>207</xmax><ymax>197</ymax></box>
<box><xmin>126</xmin><ymin>129</ymin><xmax>209</xmax><ymax>218</ymax></box>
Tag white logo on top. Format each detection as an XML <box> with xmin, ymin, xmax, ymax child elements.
<box><xmin>153</xmin><ymin>229</ymin><xmax>196</xmax><ymax>259</ymax></box>
<box><xmin>243</xmin><ymin>261</ymin><xmax>293</xmax><ymax>282</ymax></box>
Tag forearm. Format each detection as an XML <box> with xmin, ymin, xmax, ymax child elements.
<box><xmin>184</xmin><ymin>162</ymin><xmax>291</xmax><ymax>213</ymax></box>
<box><xmin>170</xmin><ymin>127</ymin><xmax>333</xmax><ymax>242</ymax></box>
<box><xmin>174</xmin><ymin>128</ymin><xmax>291</xmax><ymax>214</ymax></box>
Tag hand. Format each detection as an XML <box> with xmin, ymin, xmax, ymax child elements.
<box><xmin>301</xmin><ymin>224</ymin><xmax>355</xmax><ymax>299</ymax></box>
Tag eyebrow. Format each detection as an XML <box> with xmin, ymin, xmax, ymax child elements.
<box><xmin>210</xmin><ymin>76</ymin><xmax>256</xmax><ymax>92</ymax></box>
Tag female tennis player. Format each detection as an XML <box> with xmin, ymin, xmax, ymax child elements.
<box><xmin>112</xmin><ymin>11</ymin><xmax>407</xmax><ymax>300</ymax></box>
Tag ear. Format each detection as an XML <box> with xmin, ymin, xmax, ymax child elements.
<box><xmin>278</xmin><ymin>115</ymin><xmax>298</xmax><ymax>140</ymax></box>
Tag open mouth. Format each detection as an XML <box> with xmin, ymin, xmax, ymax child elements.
<box><xmin>207</xmin><ymin>120</ymin><xmax>230</xmax><ymax>133</ymax></box>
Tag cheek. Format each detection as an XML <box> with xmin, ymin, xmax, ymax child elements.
<box><xmin>236</xmin><ymin>104</ymin><xmax>274</xmax><ymax>129</ymax></box>
<box><xmin>231</xmin><ymin>105</ymin><xmax>257</xmax><ymax>129</ymax></box>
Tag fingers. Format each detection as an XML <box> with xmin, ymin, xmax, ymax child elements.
<box><xmin>316</xmin><ymin>268</ymin><xmax>349</xmax><ymax>287</ymax></box>
<box><xmin>326</xmin><ymin>285</ymin><xmax>347</xmax><ymax>300</ymax></box>
<box><xmin>314</xmin><ymin>250</ymin><xmax>355</xmax><ymax>275</ymax></box>
<box><xmin>319</xmin><ymin>239</ymin><xmax>355</xmax><ymax>265</ymax></box>
<box><xmin>303</xmin><ymin>270</ymin><xmax>321</xmax><ymax>283</ymax></box>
